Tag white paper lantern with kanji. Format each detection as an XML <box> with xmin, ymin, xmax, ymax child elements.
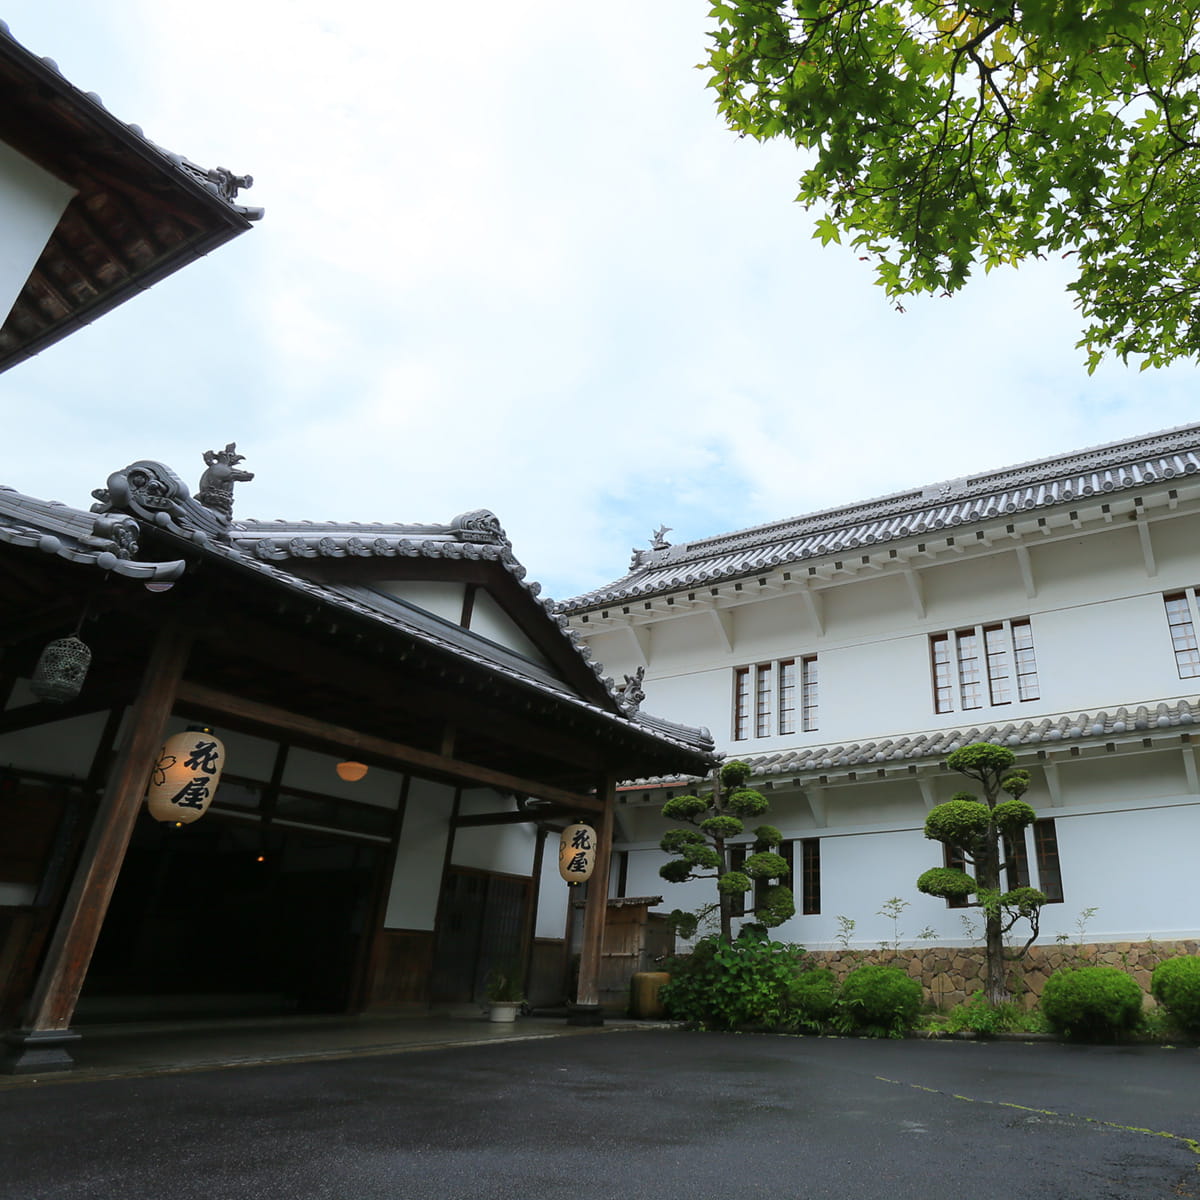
<box><xmin>146</xmin><ymin>728</ymin><xmax>226</xmax><ymax>824</ymax></box>
<box><xmin>559</xmin><ymin>822</ymin><xmax>597</xmax><ymax>883</ymax></box>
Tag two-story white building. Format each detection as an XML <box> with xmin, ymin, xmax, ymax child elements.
<box><xmin>561</xmin><ymin>423</ymin><xmax>1200</xmax><ymax>976</ymax></box>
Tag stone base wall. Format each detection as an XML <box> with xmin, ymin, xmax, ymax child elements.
<box><xmin>804</xmin><ymin>940</ymin><xmax>1200</xmax><ymax>1010</ymax></box>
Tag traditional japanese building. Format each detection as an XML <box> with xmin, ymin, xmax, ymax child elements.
<box><xmin>0</xmin><ymin>451</ymin><xmax>715</xmax><ymax>1072</ymax></box>
<box><xmin>561</xmin><ymin>424</ymin><xmax>1200</xmax><ymax>989</ymax></box>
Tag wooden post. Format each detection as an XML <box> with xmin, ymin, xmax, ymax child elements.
<box><xmin>2</xmin><ymin>623</ymin><xmax>191</xmax><ymax>1073</ymax></box>
<box><xmin>568</xmin><ymin>777</ymin><xmax>615</xmax><ymax>1025</ymax></box>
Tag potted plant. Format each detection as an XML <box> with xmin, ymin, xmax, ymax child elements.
<box><xmin>484</xmin><ymin>967</ymin><xmax>524</xmax><ymax>1022</ymax></box>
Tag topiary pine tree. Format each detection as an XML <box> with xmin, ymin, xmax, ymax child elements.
<box><xmin>658</xmin><ymin>759</ymin><xmax>794</xmax><ymax>943</ymax></box>
<box><xmin>917</xmin><ymin>742</ymin><xmax>1046</xmax><ymax>1004</ymax></box>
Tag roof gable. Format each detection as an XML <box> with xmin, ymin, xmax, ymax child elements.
<box><xmin>0</xmin><ymin>22</ymin><xmax>261</xmax><ymax>373</ymax></box>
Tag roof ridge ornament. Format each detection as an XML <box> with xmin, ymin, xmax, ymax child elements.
<box><xmin>629</xmin><ymin>525</ymin><xmax>673</xmax><ymax>572</ymax></box>
<box><xmin>451</xmin><ymin>509</ymin><xmax>509</xmax><ymax>546</ymax></box>
<box><xmin>196</xmin><ymin>443</ymin><xmax>253</xmax><ymax>520</ymax></box>
<box><xmin>616</xmin><ymin>666</ymin><xmax>646</xmax><ymax>715</ymax></box>
<box><xmin>91</xmin><ymin>444</ymin><xmax>252</xmax><ymax>540</ymax></box>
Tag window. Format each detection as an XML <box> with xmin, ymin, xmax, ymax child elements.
<box><xmin>1033</xmin><ymin>818</ymin><xmax>1064</xmax><ymax>903</ymax></box>
<box><xmin>943</xmin><ymin>843</ymin><xmax>970</xmax><ymax>909</ymax></box>
<box><xmin>931</xmin><ymin>619</ymin><xmax>1039</xmax><ymax>713</ymax></box>
<box><xmin>734</xmin><ymin>656</ymin><xmax>817</xmax><ymax>738</ymax></box>
<box><xmin>941</xmin><ymin>821</ymin><xmax>1062</xmax><ymax>910</ymax></box>
<box><xmin>754</xmin><ymin>664</ymin><xmax>772</xmax><ymax>737</ymax></box>
<box><xmin>733</xmin><ymin>668</ymin><xmax>751</xmax><ymax>740</ymax></box>
<box><xmin>800</xmin><ymin>656</ymin><xmax>818</xmax><ymax>731</ymax></box>
<box><xmin>1163</xmin><ymin>591</ymin><xmax>1200</xmax><ymax>678</ymax></box>
<box><xmin>728</xmin><ymin>845</ymin><xmax>747</xmax><ymax>917</ymax></box>
<box><xmin>800</xmin><ymin>838</ymin><xmax>820</xmax><ymax>915</ymax></box>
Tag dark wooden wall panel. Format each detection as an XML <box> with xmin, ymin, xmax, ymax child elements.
<box><xmin>366</xmin><ymin>928</ymin><xmax>435</xmax><ymax>1009</ymax></box>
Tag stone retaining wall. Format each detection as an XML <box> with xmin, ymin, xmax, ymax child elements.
<box><xmin>804</xmin><ymin>940</ymin><xmax>1200</xmax><ymax>1009</ymax></box>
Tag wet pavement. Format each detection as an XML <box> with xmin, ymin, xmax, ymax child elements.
<box><xmin>0</xmin><ymin>1011</ymin><xmax>638</xmax><ymax>1087</ymax></box>
<box><xmin>2</xmin><ymin>1029</ymin><xmax>1198</xmax><ymax>1199</ymax></box>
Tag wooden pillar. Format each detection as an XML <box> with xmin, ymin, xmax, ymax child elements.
<box><xmin>2</xmin><ymin>623</ymin><xmax>191</xmax><ymax>1073</ymax></box>
<box><xmin>569</xmin><ymin>777</ymin><xmax>615</xmax><ymax>1025</ymax></box>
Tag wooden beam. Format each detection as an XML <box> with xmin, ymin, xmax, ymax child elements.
<box><xmin>902</xmin><ymin>569</ymin><xmax>925</xmax><ymax>620</ymax></box>
<box><xmin>1137</xmin><ymin>517</ymin><xmax>1157</xmax><ymax>578</ymax></box>
<box><xmin>174</xmin><ymin>680</ymin><xmax>604</xmax><ymax>812</ymax></box>
<box><xmin>454</xmin><ymin>809</ymin><xmax>572</xmax><ymax>827</ymax></box>
<box><xmin>799</xmin><ymin>585</ymin><xmax>825</xmax><ymax>634</ymax></box>
<box><xmin>804</xmin><ymin>785</ymin><xmax>827</xmax><ymax>828</ymax></box>
<box><xmin>573</xmin><ymin>777</ymin><xmax>615</xmax><ymax>1017</ymax></box>
<box><xmin>622</xmin><ymin>622</ymin><xmax>650</xmax><ymax>669</ymax></box>
<box><xmin>703</xmin><ymin>604</ymin><xmax>735</xmax><ymax>653</ymax></box>
<box><xmin>1015</xmin><ymin>545</ymin><xmax>1037</xmax><ymax>599</ymax></box>
<box><xmin>12</xmin><ymin>623</ymin><xmax>191</xmax><ymax>1050</ymax></box>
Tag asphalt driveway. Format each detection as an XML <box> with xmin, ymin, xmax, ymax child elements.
<box><xmin>2</xmin><ymin>1030</ymin><xmax>1197</xmax><ymax>1199</ymax></box>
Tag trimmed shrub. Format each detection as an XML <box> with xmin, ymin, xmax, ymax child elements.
<box><xmin>940</xmin><ymin>992</ymin><xmax>1022</xmax><ymax>1036</ymax></box>
<box><xmin>1151</xmin><ymin>956</ymin><xmax>1200</xmax><ymax>1035</ymax></box>
<box><xmin>659</xmin><ymin>929</ymin><xmax>806</xmax><ymax>1029</ymax></box>
<box><xmin>784</xmin><ymin>968</ymin><xmax>839</xmax><ymax>1030</ymax></box>
<box><xmin>835</xmin><ymin>964</ymin><xmax>922</xmax><ymax>1038</ymax></box>
<box><xmin>1041</xmin><ymin>966</ymin><xmax>1143</xmax><ymax>1040</ymax></box>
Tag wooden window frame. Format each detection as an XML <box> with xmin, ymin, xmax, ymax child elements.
<box><xmin>932</xmin><ymin>619</ymin><xmax>1040</xmax><ymax>714</ymax></box>
<box><xmin>1164</xmin><ymin>590</ymin><xmax>1200</xmax><ymax>679</ymax></box>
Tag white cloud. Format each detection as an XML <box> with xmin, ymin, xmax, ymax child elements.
<box><xmin>3</xmin><ymin>0</ymin><xmax>1198</xmax><ymax>604</ymax></box>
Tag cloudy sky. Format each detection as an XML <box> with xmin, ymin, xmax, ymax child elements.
<box><xmin>4</xmin><ymin>2</ymin><xmax>1198</xmax><ymax>603</ymax></box>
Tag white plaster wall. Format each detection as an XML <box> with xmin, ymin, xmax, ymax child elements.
<box><xmin>0</xmin><ymin>141</ymin><xmax>75</xmax><ymax>325</ymax></box>
<box><xmin>450</xmin><ymin>788</ymin><xmax>537</xmax><ymax>876</ymax></box>
<box><xmin>468</xmin><ymin>591</ymin><xmax>550</xmax><ymax>667</ymax></box>
<box><xmin>0</xmin><ymin>709</ymin><xmax>109</xmax><ymax>779</ymax></box>
<box><xmin>536</xmin><ymin>840</ymin><xmax>571</xmax><ymax>939</ymax></box>
<box><xmin>1051</xmin><ymin>801</ymin><xmax>1200</xmax><ymax>941</ymax></box>
<box><xmin>281</xmin><ymin>746</ymin><xmax>404</xmax><ymax>807</ymax></box>
<box><xmin>375</xmin><ymin>580</ymin><xmax>464</xmax><ymax>623</ymax></box>
<box><xmin>382</xmin><ymin>777</ymin><xmax>456</xmax><ymax>929</ymax></box>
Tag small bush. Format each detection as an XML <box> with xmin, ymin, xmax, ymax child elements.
<box><xmin>940</xmin><ymin>992</ymin><xmax>1021</xmax><ymax>1036</ymax></box>
<box><xmin>784</xmin><ymin>968</ymin><xmax>839</xmax><ymax>1030</ymax></box>
<box><xmin>834</xmin><ymin>964</ymin><xmax>922</xmax><ymax>1038</ymax></box>
<box><xmin>1041</xmin><ymin>966</ymin><xmax>1143</xmax><ymax>1040</ymax></box>
<box><xmin>1151</xmin><ymin>956</ymin><xmax>1200</xmax><ymax>1035</ymax></box>
<box><xmin>659</xmin><ymin>929</ymin><xmax>806</xmax><ymax>1029</ymax></box>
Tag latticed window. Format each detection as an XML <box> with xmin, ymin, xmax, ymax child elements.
<box><xmin>931</xmin><ymin>619</ymin><xmax>1039</xmax><ymax>713</ymax></box>
<box><xmin>733</xmin><ymin>667</ymin><xmax>751</xmax><ymax>741</ymax></box>
<box><xmin>800</xmin><ymin>656</ymin><xmax>819</xmax><ymax>731</ymax></box>
<box><xmin>1033</xmin><ymin>818</ymin><xmax>1064</xmax><ymax>903</ymax></box>
<box><xmin>733</xmin><ymin>657</ymin><xmax>817</xmax><ymax>738</ymax></box>
<box><xmin>778</xmin><ymin>660</ymin><xmax>796</xmax><ymax>735</ymax></box>
<box><xmin>800</xmin><ymin>838</ymin><xmax>820</xmax><ymax>915</ymax></box>
<box><xmin>755</xmin><ymin>664</ymin><xmax>772</xmax><ymax>738</ymax></box>
<box><xmin>1163</xmin><ymin>591</ymin><xmax>1200</xmax><ymax>678</ymax></box>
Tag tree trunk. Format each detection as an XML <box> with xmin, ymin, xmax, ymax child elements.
<box><xmin>976</xmin><ymin>811</ymin><xmax>1008</xmax><ymax>1004</ymax></box>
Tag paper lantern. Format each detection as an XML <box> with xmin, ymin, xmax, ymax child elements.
<box><xmin>559</xmin><ymin>822</ymin><xmax>597</xmax><ymax>883</ymax></box>
<box><xmin>146</xmin><ymin>727</ymin><xmax>226</xmax><ymax>824</ymax></box>
<box><xmin>336</xmin><ymin>760</ymin><xmax>368</xmax><ymax>782</ymax></box>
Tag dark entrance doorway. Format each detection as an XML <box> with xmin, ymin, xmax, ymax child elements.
<box><xmin>430</xmin><ymin>867</ymin><xmax>529</xmax><ymax>1004</ymax></box>
<box><xmin>79</xmin><ymin>815</ymin><xmax>384</xmax><ymax>1021</ymax></box>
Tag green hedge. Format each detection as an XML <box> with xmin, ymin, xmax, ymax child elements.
<box><xmin>1151</xmin><ymin>956</ymin><xmax>1200</xmax><ymax>1035</ymax></box>
<box><xmin>1041</xmin><ymin>966</ymin><xmax>1142</xmax><ymax>1040</ymax></box>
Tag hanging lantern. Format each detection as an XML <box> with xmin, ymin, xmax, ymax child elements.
<box><xmin>146</xmin><ymin>726</ymin><xmax>226</xmax><ymax>824</ymax></box>
<box><xmin>559</xmin><ymin>821</ymin><xmax>598</xmax><ymax>883</ymax></box>
<box><xmin>30</xmin><ymin>636</ymin><xmax>92</xmax><ymax>703</ymax></box>
<box><xmin>336</xmin><ymin>760</ymin><xmax>368</xmax><ymax>782</ymax></box>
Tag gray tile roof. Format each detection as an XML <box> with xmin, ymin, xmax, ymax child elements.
<box><xmin>0</xmin><ymin>467</ymin><xmax>716</xmax><ymax>763</ymax></box>
<box><xmin>0</xmin><ymin>485</ymin><xmax>185</xmax><ymax>582</ymax></box>
<box><xmin>622</xmin><ymin>696</ymin><xmax>1200</xmax><ymax>789</ymax></box>
<box><xmin>560</xmin><ymin>422</ymin><xmax>1200</xmax><ymax>612</ymax></box>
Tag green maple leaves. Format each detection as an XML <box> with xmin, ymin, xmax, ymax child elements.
<box><xmin>706</xmin><ymin>0</ymin><xmax>1200</xmax><ymax>368</ymax></box>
